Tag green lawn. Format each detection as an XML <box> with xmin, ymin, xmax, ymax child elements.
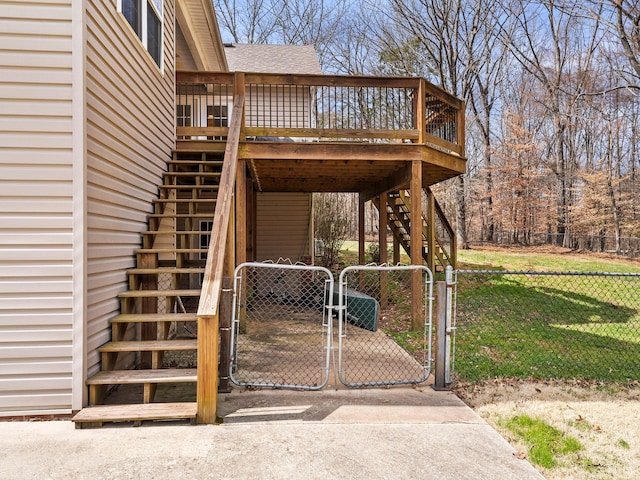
<box><xmin>335</xmin><ymin>243</ymin><xmax>640</xmax><ymax>383</ymax></box>
<box><xmin>452</xmin><ymin>248</ymin><xmax>640</xmax><ymax>383</ymax></box>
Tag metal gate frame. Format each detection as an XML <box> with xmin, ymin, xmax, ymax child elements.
<box><xmin>229</xmin><ymin>262</ymin><xmax>434</xmax><ymax>390</ymax></box>
<box><xmin>337</xmin><ymin>264</ymin><xmax>434</xmax><ymax>387</ymax></box>
<box><xmin>229</xmin><ymin>261</ymin><xmax>334</xmax><ymax>390</ymax></box>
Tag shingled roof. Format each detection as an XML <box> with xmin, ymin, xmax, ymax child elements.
<box><xmin>223</xmin><ymin>44</ymin><xmax>322</xmax><ymax>74</ymax></box>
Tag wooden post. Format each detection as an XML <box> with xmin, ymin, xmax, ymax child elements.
<box><xmin>427</xmin><ymin>187</ymin><xmax>436</xmax><ymax>273</ymax></box>
<box><xmin>236</xmin><ymin>159</ymin><xmax>247</xmax><ymax>267</ymax></box>
<box><xmin>358</xmin><ymin>196</ymin><xmax>366</xmax><ymax>291</ymax></box>
<box><xmin>218</xmin><ymin>277</ymin><xmax>233</xmax><ymax>393</ymax></box>
<box><xmin>433</xmin><ymin>281</ymin><xmax>447</xmax><ymax>390</ymax></box>
<box><xmin>410</xmin><ymin>160</ymin><xmax>423</xmax><ymax>331</ymax></box>
<box><xmin>197</xmin><ymin>313</ymin><xmax>219</xmax><ymax>423</ymax></box>
<box><xmin>235</xmin><ymin>72</ymin><xmax>246</xmax><ymax>141</ymax></box>
<box><xmin>379</xmin><ymin>193</ymin><xmax>388</xmax><ymax>309</ymax></box>
<box><xmin>433</xmin><ymin>267</ymin><xmax>454</xmax><ymax>390</ymax></box>
<box><xmin>417</xmin><ymin>79</ymin><xmax>426</xmax><ymax>144</ymax></box>
<box><xmin>358</xmin><ymin>197</ymin><xmax>365</xmax><ymax>266</ymax></box>
<box><xmin>457</xmin><ymin>100</ymin><xmax>466</xmax><ymax>156</ymax></box>
<box><xmin>140</xmin><ymin>252</ymin><xmax>157</xmax><ymax>370</ymax></box>
<box><xmin>393</xmin><ymin>236</ymin><xmax>400</xmax><ymax>265</ymax></box>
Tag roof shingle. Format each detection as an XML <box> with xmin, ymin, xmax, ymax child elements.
<box><xmin>223</xmin><ymin>44</ymin><xmax>322</xmax><ymax>74</ymax></box>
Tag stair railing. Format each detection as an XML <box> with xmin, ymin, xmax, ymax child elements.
<box><xmin>195</xmin><ymin>74</ymin><xmax>245</xmax><ymax>424</ymax></box>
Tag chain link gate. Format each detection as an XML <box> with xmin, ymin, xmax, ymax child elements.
<box><xmin>229</xmin><ymin>262</ymin><xmax>434</xmax><ymax>390</ymax></box>
<box><xmin>337</xmin><ymin>265</ymin><xmax>434</xmax><ymax>387</ymax></box>
<box><xmin>230</xmin><ymin>262</ymin><xmax>334</xmax><ymax>390</ymax></box>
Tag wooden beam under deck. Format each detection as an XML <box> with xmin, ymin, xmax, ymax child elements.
<box><xmin>235</xmin><ymin>141</ymin><xmax>465</xmax><ymax>193</ymax></box>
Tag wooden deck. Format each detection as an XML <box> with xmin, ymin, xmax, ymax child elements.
<box><xmin>177</xmin><ymin>139</ymin><xmax>466</xmax><ymax>194</ymax></box>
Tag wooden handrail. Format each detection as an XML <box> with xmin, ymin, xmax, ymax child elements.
<box><xmin>197</xmin><ymin>92</ymin><xmax>245</xmax><ymax>317</ymax></box>
<box><xmin>196</xmin><ymin>88</ymin><xmax>245</xmax><ymax>424</ymax></box>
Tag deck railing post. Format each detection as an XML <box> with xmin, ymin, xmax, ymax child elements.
<box><xmin>417</xmin><ymin>79</ymin><xmax>426</xmax><ymax>143</ymax></box>
<box><xmin>457</xmin><ymin>100</ymin><xmax>466</xmax><ymax>156</ymax></box>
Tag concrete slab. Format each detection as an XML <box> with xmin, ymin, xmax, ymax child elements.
<box><xmin>1</xmin><ymin>386</ymin><xmax>545</xmax><ymax>479</ymax></box>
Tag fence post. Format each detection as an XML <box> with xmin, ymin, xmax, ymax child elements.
<box><xmin>218</xmin><ymin>277</ymin><xmax>233</xmax><ymax>393</ymax></box>
<box><xmin>434</xmin><ymin>266</ymin><xmax>453</xmax><ymax>390</ymax></box>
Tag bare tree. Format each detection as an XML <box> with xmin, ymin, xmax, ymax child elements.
<box><xmin>313</xmin><ymin>193</ymin><xmax>352</xmax><ymax>269</ymax></box>
<box><xmin>500</xmin><ymin>0</ymin><xmax>604</xmax><ymax>247</ymax></box>
<box><xmin>214</xmin><ymin>0</ymin><xmax>280</xmax><ymax>43</ymax></box>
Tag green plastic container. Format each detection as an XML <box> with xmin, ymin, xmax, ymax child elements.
<box><xmin>333</xmin><ymin>287</ymin><xmax>379</xmax><ymax>332</ymax></box>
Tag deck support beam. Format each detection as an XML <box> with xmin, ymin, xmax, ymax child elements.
<box><xmin>411</xmin><ymin>160</ymin><xmax>423</xmax><ymax>331</ymax></box>
<box><xmin>379</xmin><ymin>192</ymin><xmax>388</xmax><ymax>309</ymax></box>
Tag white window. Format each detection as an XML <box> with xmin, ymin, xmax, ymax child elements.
<box><xmin>119</xmin><ymin>0</ymin><xmax>163</xmax><ymax>68</ymax></box>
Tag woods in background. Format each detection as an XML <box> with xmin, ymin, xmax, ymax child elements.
<box><xmin>216</xmin><ymin>0</ymin><xmax>640</xmax><ymax>255</ymax></box>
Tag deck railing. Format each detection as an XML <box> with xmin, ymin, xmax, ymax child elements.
<box><xmin>176</xmin><ymin>71</ymin><xmax>465</xmax><ymax>156</ymax></box>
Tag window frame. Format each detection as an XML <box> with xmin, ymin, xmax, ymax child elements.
<box><xmin>118</xmin><ymin>0</ymin><xmax>164</xmax><ymax>70</ymax></box>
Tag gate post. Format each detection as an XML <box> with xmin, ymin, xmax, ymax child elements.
<box><xmin>218</xmin><ymin>277</ymin><xmax>233</xmax><ymax>393</ymax></box>
<box><xmin>434</xmin><ymin>266</ymin><xmax>453</xmax><ymax>390</ymax></box>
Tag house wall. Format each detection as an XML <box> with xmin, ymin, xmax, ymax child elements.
<box><xmin>256</xmin><ymin>193</ymin><xmax>312</xmax><ymax>262</ymax></box>
<box><xmin>84</xmin><ymin>0</ymin><xmax>176</xmax><ymax>377</ymax></box>
<box><xmin>0</xmin><ymin>0</ymin><xmax>76</xmax><ymax>415</ymax></box>
<box><xmin>0</xmin><ymin>0</ymin><xmax>176</xmax><ymax>416</ymax></box>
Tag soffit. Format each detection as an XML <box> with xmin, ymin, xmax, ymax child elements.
<box><xmin>176</xmin><ymin>0</ymin><xmax>228</xmax><ymax>72</ymax></box>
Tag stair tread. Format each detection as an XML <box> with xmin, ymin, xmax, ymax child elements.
<box><xmin>142</xmin><ymin>230</ymin><xmax>210</xmax><ymax>235</ymax></box>
<box><xmin>127</xmin><ymin>267</ymin><xmax>205</xmax><ymax>274</ymax></box>
<box><xmin>160</xmin><ymin>185</ymin><xmax>220</xmax><ymax>189</ymax></box>
<box><xmin>148</xmin><ymin>213</ymin><xmax>215</xmax><ymax>218</ymax></box>
<box><xmin>168</xmin><ymin>159</ymin><xmax>223</xmax><ymax>164</ymax></box>
<box><xmin>118</xmin><ymin>289</ymin><xmax>201</xmax><ymax>297</ymax></box>
<box><xmin>164</xmin><ymin>171</ymin><xmax>221</xmax><ymax>176</ymax></box>
<box><xmin>72</xmin><ymin>402</ymin><xmax>197</xmax><ymax>423</ymax></box>
<box><xmin>155</xmin><ymin>198</ymin><xmax>217</xmax><ymax>202</ymax></box>
<box><xmin>112</xmin><ymin>313</ymin><xmax>198</xmax><ymax>323</ymax></box>
<box><xmin>136</xmin><ymin>248</ymin><xmax>208</xmax><ymax>253</ymax></box>
<box><xmin>87</xmin><ymin>368</ymin><xmax>197</xmax><ymax>385</ymax></box>
<box><xmin>99</xmin><ymin>340</ymin><xmax>197</xmax><ymax>352</ymax></box>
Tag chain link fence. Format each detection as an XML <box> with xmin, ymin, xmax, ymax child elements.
<box><xmin>337</xmin><ymin>265</ymin><xmax>433</xmax><ymax>387</ymax></box>
<box><xmin>452</xmin><ymin>270</ymin><xmax>640</xmax><ymax>383</ymax></box>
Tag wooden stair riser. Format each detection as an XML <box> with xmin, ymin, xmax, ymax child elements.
<box><xmin>87</xmin><ymin>369</ymin><xmax>197</xmax><ymax>406</ymax></box>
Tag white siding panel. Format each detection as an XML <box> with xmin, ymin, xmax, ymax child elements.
<box><xmin>0</xmin><ymin>216</ymin><xmax>72</xmax><ymax>229</ymax></box>
<box><xmin>0</xmin><ymin>1</ymin><xmax>74</xmax><ymax>416</ymax></box>
<box><xmin>0</xmin><ymin>326</ymin><xmax>71</xmax><ymax>343</ymax></box>
<box><xmin>0</xmin><ymin>376</ymin><xmax>72</xmax><ymax>391</ymax></box>
<box><xmin>0</xmin><ymin>360</ymin><xmax>72</xmax><ymax>375</ymax></box>
<box><xmin>0</xmin><ymin>344</ymin><xmax>71</xmax><ymax>360</ymax></box>
<box><xmin>0</xmin><ymin>394</ymin><xmax>72</xmax><ymax>416</ymax></box>
<box><xmin>84</xmin><ymin>0</ymin><xmax>176</xmax><ymax>376</ymax></box>
<box><xmin>0</xmin><ymin>248</ymin><xmax>72</xmax><ymax>262</ymax></box>
<box><xmin>0</xmin><ymin>313</ymin><xmax>72</xmax><ymax>327</ymax></box>
<box><xmin>0</xmin><ymin>66</ymin><xmax>72</xmax><ymax>85</ymax></box>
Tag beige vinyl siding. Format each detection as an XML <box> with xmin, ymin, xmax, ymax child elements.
<box><xmin>0</xmin><ymin>0</ymin><xmax>74</xmax><ymax>415</ymax></box>
<box><xmin>84</xmin><ymin>0</ymin><xmax>176</xmax><ymax>374</ymax></box>
<box><xmin>175</xmin><ymin>25</ymin><xmax>197</xmax><ymax>70</ymax></box>
<box><xmin>256</xmin><ymin>193</ymin><xmax>312</xmax><ymax>262</ymax></box>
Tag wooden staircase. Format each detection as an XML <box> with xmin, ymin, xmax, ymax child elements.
<box><xmin>375</xmin><ymin>188</ymin><xmax>456</xmax><ymax>270</ymax></box>
<box><xmin>73</xmin><ymin>151</ymin><xmax>223</xmax><ymax>428</ymax></box>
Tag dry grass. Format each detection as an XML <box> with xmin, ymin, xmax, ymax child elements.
<box><xmin>455</xmin><ymin>379</ymin><xmax>640</xmax><ymax>479</ymax></box>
